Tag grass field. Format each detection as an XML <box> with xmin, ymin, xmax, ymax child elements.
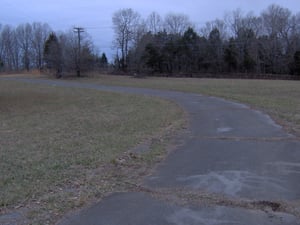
<box><xmin>83</xmin><ymin>75</ymin><xmax>300</xmax><ymax>136</ymax></box>
<box><xmin>1</xmin><ymin>74</ymin><xmax>300</xmax><ymax>224</ymax></box>
<box><xmin>0</xmin><ymin>79</ymin><xmax>184</xmax><ymax>224</ymax></box>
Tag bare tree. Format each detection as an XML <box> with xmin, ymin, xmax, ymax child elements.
<box><xmin>0</xmin><ymin>24</ymin><xmax>4</xmax><ymax>70</ymax></box>
<box><xmin>16</xmin><ymin>23</ymin><xmax>33</xmax><ymax>71</ymax></box>
<box><xmin>0</xmin><ymin>25</ymin><xmax>20</xmax><ymax>71</ymax></box>
<box><xmin>56</xmin><ymin>29</ymin><xmax>95</xmax><ymax>75</ymax></box>
<box><xmin>244</xmin><ymin>13</ymin><xmax>263</xmax><ymax>38</ymax></box>
<box><xmin>226</xmin><ymin>10</ymin><xmax>263</xmax><ymax>38</ymax></box>
<box><xmin>200</xmin><ymin>19</ymin><xmax>228</xmax><ymax>40</ymax></box>
<box><xmin>146</xmin><ymin>12</ymin><xmax>163</xmax><ymax>34</ymax></box>
<box><xmin>112</xmin><ymin>8</ymin><xmax>141</xmax><ymax>71</ymax></box>
<box><xmin>225</xmin><ymin>9</ymin><xmax>244</xmax><ymax>37</ymax></box>
<box><xmin>289</xmin><ymin>13</ymin><xmax>300</xmax><ymax>52</ymax></box>
<box><xmin>261</xmin><ymin>4</ymin><xmax>293</xmax><ymax>73</ymax></box>
<box><xmin>296</xmin><ymin>12</ymin><xmax>300</xmax><ymax>35</ymax></box>
<box><xmin>0</xmin><ymin>22</ymin><xmax>99</xmax><ymax>74</ymax></box>
<box><xmin>262</xmin><ymin>4</ymin><xmax>292</xmax><ymax>38</ymax></box>
<box><xmin>31</xmin><ymin>22</ymin><xmax>51</xmax><ymax>70</ymax></box>
<box><xmin>133</xmin><ymin>20</ymin><xmax>147</xmax><ymax>46</ymax></box>
<box><xmin>58</xmin><ymin>30</ymin><xmax>77</xmax><ymax>73</ymax></box>
<box><xmin>164</xmin><ymin>13</ymin><xmax>193</xmax><ymax>35</ymax></box>
<box><xmin>79</xmin><ymin>33</ymin><xmax>96</xmax><ymax>73</ymax></box>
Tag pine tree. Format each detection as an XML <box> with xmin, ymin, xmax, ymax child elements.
<box><xmin>0</xmin><ymin>58</ymin><xmax>4</xmax><ymax>70</ymax></box>
<box><xmin>294</xmin><ymin>51</ymin><xmax>300</xmax><ymax>75</ymax></box>
<box><xmin>100</xmin><ymin>53</ymin><xmax>108</xmax><ymax>68</ymax></box>
<box><xmin>44</xmin><ymin>32</ymin><xmax>62</xmax><ymax>78</ymax></box>
<box><xmin>224</xmin><ymin>38</ymin><xmax>238</xmax><ymax>72</ymax></box>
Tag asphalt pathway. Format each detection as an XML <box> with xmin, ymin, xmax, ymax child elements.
<box><xmin>2</xmin><ymin>77</ymin><xmax>300</xmax><ymax>224</ymax></box>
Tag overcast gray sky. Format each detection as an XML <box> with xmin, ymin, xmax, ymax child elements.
<box><xmin>1</xmin><ymin>0</ymin><xmax>299</xmax><ymax>58</ymax></box>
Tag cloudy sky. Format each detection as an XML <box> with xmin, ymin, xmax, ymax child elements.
<box><xmin>1</xmin><ymin>0</ymin><xmax>299</xmax><ymax>59</ymax></box>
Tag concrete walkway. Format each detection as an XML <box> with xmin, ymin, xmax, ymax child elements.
<box><xmin>3</xmin><ymin>77</ymin><xmax>300</xmax><ymax>224</ymax></box>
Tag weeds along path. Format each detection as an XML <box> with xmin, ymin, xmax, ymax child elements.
<box><xmin>2</xmin><ymin>77</ymin><xmax>300</xmax><ymax>225</ymax></box>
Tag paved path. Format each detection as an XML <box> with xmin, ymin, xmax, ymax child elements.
<box><xmin>2</xmin><ymin>77</ymin><xmax>300</xmax><ymax>224</ymax></box>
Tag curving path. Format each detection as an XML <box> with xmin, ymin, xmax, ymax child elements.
<box><xmin>2</xmin><ymin>77</ymin><xmax>300</xmax><ymax>225</ymax></box>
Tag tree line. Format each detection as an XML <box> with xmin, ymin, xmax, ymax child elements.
<box><xmin>0</xmin><ymin>22</ymin><xmax>51</xmax><ymax>72</ymax></box>
<box><xmin>1</xmin><ymin>4</ymin><xmax>300</xmax><ymax>77</ymax></box>
<box><xmin>112</xmin><ymin>5</ymin><xmax>300</xmax><ymax>76</ymax></box>
<box><xmin>0</xmin><ymin>22</ymin><xmax>108</xmax><ymax>76</ymax></box>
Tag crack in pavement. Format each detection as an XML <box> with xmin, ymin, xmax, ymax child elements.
<box><xmin>189</xmin><ymin>136</ymin><xmax>299</xmax><ymax>142</ymax></box>
<box><xmin>128</xmin><ymin>184</ymin><xmax>300</xmax><ymax>219</ymax></box>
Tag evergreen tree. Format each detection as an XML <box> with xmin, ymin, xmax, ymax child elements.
<box><xmin>207</xmin><ymin>28</ymin><xmax>223</xmax><ymax>72</ymax></box>
<box><xmin>243</xmin><ymin>49</ymin><xmax>256</xmax><ymax>73</ymax></box>
<box><xmin>180</xmin><ymin>28</ymin><xmax>201</xmax><ymax>72</ymax></box>
<box><xmin>294</xmin><ymin>51</ymin><xmax>300</xmax><ymax>75</ymax></box>
<box><xmin>100</xmin><ymin>53</ymin><xmax>108</xmax><ymax>68</ymax></box>
<box><xmin>224</xmin><ymin>38</ymin><xmax>238</xmax><ymax>72</ymax></box>
<box><xmin>44</xmin><ymin>32</ymin><xmax>62</xmax><ymax>78</ymax></box>
<box><xmin>0</xmin><ymin>58</ymin><xmax>4</xmax><ymax>70</ymax></box>
<box><xmin>144</xmin><ymin>43</ymin><xmax>162</xmax><ymax>72</ymax></box>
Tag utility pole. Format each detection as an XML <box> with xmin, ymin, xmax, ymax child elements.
<box><xmin>73</xmin><ymin>27</ymin><xmax>84</xmax><ymax>77</ymax></box>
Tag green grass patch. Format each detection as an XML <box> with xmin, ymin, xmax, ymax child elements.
<box><xmin>0</xmin><ymin>80</ymin><xmax>184</xmax><ymax>224</ymax></box>
<box><xmin>84</xmin><ymin>75</ymin><xmax>300</xmax><ymax>135</ymax></box>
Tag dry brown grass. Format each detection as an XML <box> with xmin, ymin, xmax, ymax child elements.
<box><xmin>2</xmin><ymin>74</ymin><xmax>299</xmax><ymax>224</ymax></box>
<box><xmin>82</xmin><ymin>74</ymin><xmax>300</xmax><ymax>136</ymax></box>
<box><xmin>0</xmin><ymin>79</ymin><xmax>184</xmax><ymax>224</ymax></box>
